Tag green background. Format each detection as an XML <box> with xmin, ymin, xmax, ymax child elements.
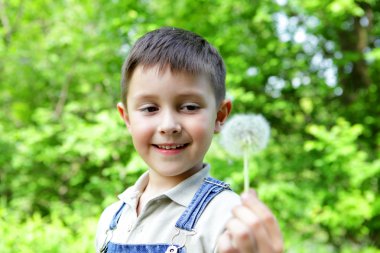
<box><xmin>0</xmin><ymin>0</ymin><xmax>379</xmax><ymax>252</ymax></box>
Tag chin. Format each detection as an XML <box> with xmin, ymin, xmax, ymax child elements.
<box><xmin>150</xmin><ymin>166</ymin><xmax>191</xmax><ymax>177</ymax></box>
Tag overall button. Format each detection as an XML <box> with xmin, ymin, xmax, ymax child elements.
<box><xmin>165</xmin><ymin>245</ymin><xmax>178</xmax><ymax>253</ymax></box>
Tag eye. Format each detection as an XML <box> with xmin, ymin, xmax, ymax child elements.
<box><xmin>139</xmin><ymin>105</ymin><xmax>159</xmax><ymax>113</ymax></box>
<box><xmin>181</xmin><ymin>103</ymin><xmax>200</xmax><ymax>112</ymax></box>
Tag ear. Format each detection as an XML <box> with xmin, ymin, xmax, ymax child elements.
<box><xmin>117</xmin><ymin>102</ymin><xmax>130</xmax><ymax>129</ymax></box>
<box><xmin>214</xmin><ymin>99</ymin><xmax>232</xmax><ymax>133</ymax></box>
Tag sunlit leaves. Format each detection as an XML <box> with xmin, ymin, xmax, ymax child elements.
<box><xmin>0</xmin><ymin>0</ymin><xmax>379</xmax><ymax>252</ymax></box>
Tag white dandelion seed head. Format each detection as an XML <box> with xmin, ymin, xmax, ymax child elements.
<box><xmin>220</xmin><ymin>114</ymin><xmax>270</xmax><ymax>157</ymax></box>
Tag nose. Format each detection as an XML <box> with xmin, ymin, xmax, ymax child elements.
<box><xmin>158</xmin><ymin>111</ymin><xmax>181</xmax><ymax>134</ymax></box>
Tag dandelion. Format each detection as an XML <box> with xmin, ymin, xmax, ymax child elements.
<box><xmin>220</xmin><ymin>114</ymin><xmax>270</xmax><ymax>191</ymax></box>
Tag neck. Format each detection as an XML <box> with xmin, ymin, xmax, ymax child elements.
<box><xmin>148</xmin><ymin>164</ymin><xmax>205</xmax><ymax>192</ymax></box>
<box><xmin>136</xmin><ymin>165</ymin><xmax>205</xmax><ymax>216</ymax></box>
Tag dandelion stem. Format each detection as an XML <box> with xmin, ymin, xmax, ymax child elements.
<box><xmin>244</xmin><ymin>149</ymin><xmax>249</xmax><ymax>192</ymax></box>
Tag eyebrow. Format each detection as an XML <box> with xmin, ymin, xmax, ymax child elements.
<box><xmin>131</xmin><ymin>90</ymin><xmax>207</xmax><ymax>100</ymax></box>
<box><xmin>130</xmin><ymin>93</ymin><xmax>157</xmax><ymax>100</ymax></box>
<box><xmin>176</xmin><ymin>92</ymin><xmax>207</xmax><ymax>99</ymax></box>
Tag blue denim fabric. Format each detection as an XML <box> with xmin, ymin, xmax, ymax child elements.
<box><xmin>103</xmin><ymin>177</ymin><xmax>230</xmax><ymax>253</ymax></box>
<box><xmin>175</xmin><ymin>177</ymin><xmax>231</xmax><ymax>231</ymax></box>
<box><xmin>110</xmin><ymin>202</ymin><xmax>126</xmax><ymax>230</ymax></box>
<box><xmin>106</xmin><ymin>243</ymin><xmax>184</xmax><ymax>253</ymax></box>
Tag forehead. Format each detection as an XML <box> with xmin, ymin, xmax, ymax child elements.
<box><xmin>128</xmin><ymin>65</ymin><xmax>215</xmax><ymax>95</ymax></box>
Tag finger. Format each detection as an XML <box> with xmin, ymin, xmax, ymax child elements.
<box><xmin>232</xmin><ymin>206</ymin><xmax>278</xmax><ymax>253</ymax></box>
<box><xmin>216</xmin><ymin>231</ymin><xmax>239</xmax><ymax>253</ymax></box>
<box><xmin>241</xmin><ymin>190</ymin><xmax>283</xmax><ymax>252</ymax></box>
<box><xmin>225</xmin><ymin>217</ymin><xmax>256</xmax><ymax>253</ymax></box>
<box><xmin>232</xmin><ymin>205</ymin><xmax>270</xmax><ymax>247</ymax></box>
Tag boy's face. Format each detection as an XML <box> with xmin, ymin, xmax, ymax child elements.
<box><xmin>118</xmin><ymin>65</ymin><xmax>231</xmax><ymax>184</ymax></box>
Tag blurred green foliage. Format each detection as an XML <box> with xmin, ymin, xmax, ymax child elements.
<box><xmin>0</xmin><ymin>0</ymin><xmax>379</xmax><ymax>252</ymax></box>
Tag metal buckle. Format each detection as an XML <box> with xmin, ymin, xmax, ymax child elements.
<box><xmin>100</xmin><ymin>229</ymin><xmax>113</xmax><ymax>253</ymax></box>
<box><xmin>170</xmin><ymin>227</ymin><xmax>197</xmax><ymax>250</ymax></box>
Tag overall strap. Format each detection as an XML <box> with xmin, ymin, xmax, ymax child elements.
<box><xmin>175</xmin><ymin>177</ymin><xmax>231</xmax><ymax>231</ymax></box>
<box><xmin>100</xmin><ymin>202</ymin><xmax>127</xmax><ymax>253</ymax></box>
<box><xmin>109</xmin><ymin>202</ymin><xmax>126</xmax><ymax>230</ymax></box>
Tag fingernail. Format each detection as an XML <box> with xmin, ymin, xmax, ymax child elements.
<box><xmin>241</xmin><ymin>192</ymin><xmax>249</xmax><ymax>200</ymax></box>
<box><xmin>241</xmin><ymin>192</ymin><xmax>251</xmax><ymax>201</ymax></box>
<box><xmin>249</xmin><ymin>189</ymin><xmax>258</xmax><ymax>197</ymax></box>
<box><xmin>241</xmin><ymin>189</ymin><xmax>257</xmax><ymax>201</ymax></box>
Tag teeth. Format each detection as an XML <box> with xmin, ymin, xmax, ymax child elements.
<box><xmin>157</xmin><ymin>144</ymin><xmax>185</xmax><ymax>150</ymax></box>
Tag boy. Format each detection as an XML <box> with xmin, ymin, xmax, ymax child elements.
<box><xmin>96</xmin><ymin>27</ymin><xmax>283</xmax><ymax>253</ymax></box>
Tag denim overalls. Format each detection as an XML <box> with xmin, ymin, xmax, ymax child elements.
<box><xmin>100</xmin><ymin>177</ymin><xmax>231</xmax><ymax>253</ymax></box>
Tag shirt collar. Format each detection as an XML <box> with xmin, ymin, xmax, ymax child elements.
<box><xmin>165</xmin><ymin>164</ymin><xmax>210</xmax><ymax>207</ymax></box>
<box><xmin>118</xmin><ymin>164</ymin><xmax>211</xmax><ymax>207</ymax></box>
<box><xmin>118</xmin><ymin>171</ymin><xmax>149</xmax><ymax>207</ymax></box>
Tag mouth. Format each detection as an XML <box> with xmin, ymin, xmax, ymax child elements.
<box><xmin>153</xmin><ymin>144</ymin><xmax>189</xmax><ymax>150</ymax></box>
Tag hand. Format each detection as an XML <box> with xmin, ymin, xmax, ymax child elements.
<box><xmin>217</xmin><ymin>189</ymin><xmax>283</xmax><ymax>253</ymax></box>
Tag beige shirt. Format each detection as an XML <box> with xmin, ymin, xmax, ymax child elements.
<box><xmin>95</xmin><ymin>165</ymin><xmax>241</xmax><ymax>253</ymax></box>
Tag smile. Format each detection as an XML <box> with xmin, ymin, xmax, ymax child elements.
<box><xmin>154</xmin><ymin>144</ymin><xmax>188</xmax><ymax>150</ymax></box>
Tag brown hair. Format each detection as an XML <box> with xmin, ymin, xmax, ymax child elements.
<box><xmin>121</xmin><ymin>27</ymin><xmax>226</xmax><ymax>106</ymax></box>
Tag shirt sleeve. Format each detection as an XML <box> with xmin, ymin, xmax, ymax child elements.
<box><xmin>195</xmin><ymin>190</ymin><xmax>241</xmax><ymax>253</ymax></box>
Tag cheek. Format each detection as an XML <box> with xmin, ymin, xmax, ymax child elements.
<box><xmin>130</xmin><ymin>129</ymin><xmax>152</xmax><ymax>154</ymax></box>
<box><xmin>128</xmin><ymin>118</ymin><xmax>155</xmax><ymax>145</ymax></box>
<box><xmin>186</xmin><ymin>115</ymin><xmax>215</xmax><ymax>141</ymax></box>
